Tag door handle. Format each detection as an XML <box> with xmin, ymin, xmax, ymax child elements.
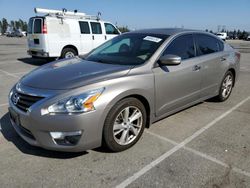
<box><xmin>105</xmin><ymin>35</ymin><xmax>107</xmax><ymax>40</ymax></box>
<box><xmin>193</xmin><ymin>65</ymin><xmax>201</xmax><ymax>71</ymax></box>
<box><xmin>92</xmin><ymin>35</ymin><xmax>95</xmax><ymax>40</ymax></box>
<box><xmin>220</xmin><ymin>57</ymin><xmax>227</xmax><ymax>61</ymax></box>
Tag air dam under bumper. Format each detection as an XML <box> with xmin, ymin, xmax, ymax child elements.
<box><xmin>8</xmin><ymin>103</ymin><xmax>104</xmax><ymax>152</ymax></box>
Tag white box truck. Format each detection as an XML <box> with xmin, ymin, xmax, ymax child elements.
<box><xmin>27</xmin><ymin>8</ymin><xmax>120</xmax><ymax>59</ymax></box>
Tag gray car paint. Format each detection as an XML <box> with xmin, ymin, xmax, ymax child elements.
<box><xmin>8</xmin><ymin>28</ymin><xmax>240</xmax><ymax>152</ymax></box>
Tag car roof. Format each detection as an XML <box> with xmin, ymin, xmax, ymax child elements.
<box><xmin>130</xmin><ymin>28</ymin><xmax>200</xmax><ymax>36</ymax></box>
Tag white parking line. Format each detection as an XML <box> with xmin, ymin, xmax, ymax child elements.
<box><xmin>146</xmin><ymin>131</ymin><xmax>250</xmax><ymax>178</ymax></box>
<box><xmin>12</xmin><ymin>71</ymin><xmax>29</xmax><ymax>75</ymax></box>
<box><xmin>0</xmin><ymin>69</ymin><xmax>20</xmax><ymax>78</ymax></box>
<box><xmin>0</xmin><ymin>103</ymin><xmax>8</xmax><ymax>107</ymax></box>
<box><xmin>116</xmin><ymin>96</ymin><xmax>250</xmax><ymax>188</ymax></box>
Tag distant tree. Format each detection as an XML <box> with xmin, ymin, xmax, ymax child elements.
<box><xmin>237</xmin><ymin>29</ymin><xmax>242</xmax><ymax>39</ymax></box>
<box><xmin>209</xmin><ymin>30</ymin><xmax>214</xmax><ymax>34</ymax></box>
<box><xmin>10</xmin><ymin>20</ymin><xmax>15</xmax><ymax>28</ymax></box>
<box><xmin>15</xmin><ymin>20</ymin><xmax>20</xmax><ymax>29</ymax></box>
<box><xmin>22</xmin><ymin>21</ymin><xmax>28</xmax><ymax>31</ymax></box>
<box><xmin>118</xmin><ymin>26</ymin><xmax>130</xmax><ymax>33</ymax></box>
<box><xmin>205</xmin><ymin>29</ymin><xmax>209</xmax><ymax>32</ymax></box>
<box><xmin>233</xmin><ymin>30</ymin><xmax>237</xmax><ymax>38</ymax></box>
<box><xmin>1</xmin><ymin>18</ymin><xmax>8</xmax><ymax>34</ymax></box>
<box><xmin>239</xmin><ymin>30</ymin><xmax>248</xmax><ymax>40</ymax></box>
<box><xmin>0</xmin><ymin>20</ymin><xmax>2</xmax><ymax>34</ymax></box>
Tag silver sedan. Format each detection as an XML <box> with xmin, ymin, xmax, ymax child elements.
<box><xmin>8</xmin><ymin>28</ymin><xmax>240</xmax><ymax>152</ymax></box>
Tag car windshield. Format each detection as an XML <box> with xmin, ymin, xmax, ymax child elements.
<box><xmin>85</xmin><ymin>33</ymin><xmax>169</xmax><ymax>65</ymax></box>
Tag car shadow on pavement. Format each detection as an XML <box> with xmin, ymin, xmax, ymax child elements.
<box><xmin>0</xmin><ymin>113</ymin><xmax>88</xmax><ymax>158</ymax></box>
<box><xmin>17</xmin><ymin>58</ymin><xmax>52</xmax><ymax>66</ymax></box>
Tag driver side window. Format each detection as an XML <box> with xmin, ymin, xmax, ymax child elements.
<box><xmin>163</xmin><ymin>34</ymin><xmax>195</xmax><ymax>60</ymax></box>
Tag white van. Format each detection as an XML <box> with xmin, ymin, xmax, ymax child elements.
<box><xmin>27</xmin><ymin>8</ymin><xmax>120</xmax><ymax>59</ymax></box>
<box><xmin>216</xmin><ymin>32</ymin><xmax>227</xmax><ymax>41</ymax></box>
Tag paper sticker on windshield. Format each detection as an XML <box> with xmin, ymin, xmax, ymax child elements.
<box><xmin>143</xmin><ymin>36</ymin><xmax>162</xmax><ymax>43</ymax></box>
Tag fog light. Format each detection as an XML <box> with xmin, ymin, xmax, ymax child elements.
<box><xmin>50</xmin><ymin>131</ymin><xmax>82</xmax><ymax>146</ymax></box>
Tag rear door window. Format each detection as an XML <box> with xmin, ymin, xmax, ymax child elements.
<box><xmin>90</xmin><ymin>22</ymin><xmax>102</xmax><ymax>34</ymax></box>
<box><xmin>163</xmin><ymin>34</ymin><xmax>195</xmax><ymax>60</ymax></box>
<box><xmin>33</xmin><ymin>19</ymin><xmax>42</xmax><ymax>34</ymax></box>
<box><xmin>28</xmin><ymin>18</ymin><xmax>34</xmax><ymax>34</ymax></box>
<box><xmin>104</xmin><ymin>23</ymin><xmax>119</xmax><ymax>35</ymax></box>
<box><xmin>196</xmin><ymin>34</ymin><xmax>220</xmax><ymax>56</ymax></box>
<box><xmin>79</xmin><ymin>21</ymin><xmax>90</xmax><ymax>34</ymax></box>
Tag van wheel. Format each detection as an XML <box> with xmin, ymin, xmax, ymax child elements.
<box><xmin>61</xmin><ymin>48</ymin><xmax>77</xmax><ymax>59</ymax></box>
<box><xmin>216</xmin><ymin>71</ymin><xmax>234</xmax><ymax>102</ymax></box>
<box><xmin>103</xmin><ymin>98</ymin><xmax>146</xmax><ymax>152</ymax></box>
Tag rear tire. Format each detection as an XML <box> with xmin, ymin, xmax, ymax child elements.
<box><xmin>216</xmin><ymin>71</ymin><xmax>234</xmax><ymax>102</ymax></box>
<box><xmin>61</xmin><ymin>48</ymin><xmax>77</xmax><ymax>59</ymax></box>
<box><xmin>103</xmin><ymin>98</ymin><xmax>146</xmax><ymax>152</ymax></box>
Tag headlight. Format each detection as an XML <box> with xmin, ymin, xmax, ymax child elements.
<box><xmin>48</xmin><ymin>88</ymin><xmax>104</xmax><ymax>114</ymax></box>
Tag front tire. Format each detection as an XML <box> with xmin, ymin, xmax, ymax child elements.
<box><xmin>216</xmin><ymin>71</ymin><xmax>234</xmax><ymax>102</ymax></box>
<box><xmin>103</xmin><ymin>98</ymin><xmax>146</xmax><ymax>152</ymax></box>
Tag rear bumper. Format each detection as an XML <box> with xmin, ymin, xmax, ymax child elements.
<box><xmin>27</xmin><ymin>50</ymin><xmax>50</xmax><ymax>58</ymax></box>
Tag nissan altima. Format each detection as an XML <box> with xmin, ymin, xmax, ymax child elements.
<box><xmin>9</xmin><ymin>28</ymin><xmax>240</xmax><ymax>152</ymax></box>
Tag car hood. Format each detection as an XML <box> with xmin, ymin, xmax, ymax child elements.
<box><xmin>21</xmin><ymin>57</ymin><xmax>132</xmax><ymax>90</ymax></box>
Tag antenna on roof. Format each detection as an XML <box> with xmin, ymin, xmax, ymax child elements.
<box><xmin>97</xmin><ymin>11</ymin><xmax>101</xmax><ymax>20</ymax></box>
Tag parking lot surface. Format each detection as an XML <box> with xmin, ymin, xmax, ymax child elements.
<box><xmin>0</xmin><ymin>36</ymin><xmax>250</xmax><ymax>188</ymax></box>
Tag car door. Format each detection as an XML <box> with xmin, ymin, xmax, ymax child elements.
<box><xmin>153</xmin><ymin>34</ymin><xmax>202</xmax><ymax>117</ymax></box>
<box><xmin>104</xmin><ymin>23</ymin><xmax>120</xmax><ymax>41</ymax></box>
<box><xmin>194</xmin><ymin>34</ymin><xmax>226</xmax><ymax>98</ymax></box>
<box><xmin>79</xmin><ymin>21</ymin><xmax>93</xmax><ymax>54</ymax></box>
<box><xmin>90</xmin><ymin>22</ymin><xmax>104</xmax><ymax>48</ymax></box>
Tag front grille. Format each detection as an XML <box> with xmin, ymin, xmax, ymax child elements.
<box><xmin>11</xmin><ymin>91</ymin><xmax>44</xmax><ymax>112</ymax></box>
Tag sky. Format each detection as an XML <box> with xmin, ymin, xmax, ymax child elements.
<box><xmin>0</xmin><ymin>0</ymin><xmax>250</xmax><ymax>31</ymax></box>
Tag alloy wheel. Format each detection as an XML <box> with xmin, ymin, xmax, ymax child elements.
<box><xmin>113</xmin><ymin>106</ymin><xmax>143</xmax><ymax>145</ymax></box>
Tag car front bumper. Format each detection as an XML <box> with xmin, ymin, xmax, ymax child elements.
<box><xmin>8</xmin><ymin>98</ymin><xmax>104</xmax><ymax>152</ymax></box>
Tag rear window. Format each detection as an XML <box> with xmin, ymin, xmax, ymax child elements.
<box><xmin>79</xmin><ymin>21</ymin><xmax>90</xmax><ymax>34</ymax></box>
<box><xmin>28</xmin><ymin>18</ymin><xmax>33</xmax><ymax>34</ymax></box>
<box><xmin>90</xmin><ymin>22</ymin><xmax>102</xmax><ymax>34</ymax></box>
<box><xmin>34</xmin><ymin>19</ymin><xmax>42</xmax><ymax>34</ymax></box>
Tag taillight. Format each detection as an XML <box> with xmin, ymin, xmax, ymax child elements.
<box><xmin>42</xmin><ymin>22</ymin><xmax>47</xmax><ymax>34</ymax></box>
<box><xmin>235</xmin><ymin>51</ymin><xmax>241</xmax><ymax>62</ymax></box>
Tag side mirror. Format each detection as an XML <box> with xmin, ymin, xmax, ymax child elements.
<box><xmin>159</xmin><ymin>54</ymin><xmax>181</xmax><ymax>66</ymax></box>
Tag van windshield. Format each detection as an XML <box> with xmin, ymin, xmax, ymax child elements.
<box><xmin>85</xmin><ymin>33</ymin><xmax>168</xmax><ymax>66</ymax></box>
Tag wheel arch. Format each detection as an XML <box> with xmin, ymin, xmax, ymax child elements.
<box><xmin>61</xmin><ymin>45</ymin><xmax>79</xmax><ymax>56</ymax></box>
<box><xmin>228</xmin><ymin>68</ymin><xmax>236</xmax><ymax>86</ymax></box>
<box><xmin>102</xmin><ymin>91</ymin><xmax>153</xmax><ymax>130</ymax></box>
